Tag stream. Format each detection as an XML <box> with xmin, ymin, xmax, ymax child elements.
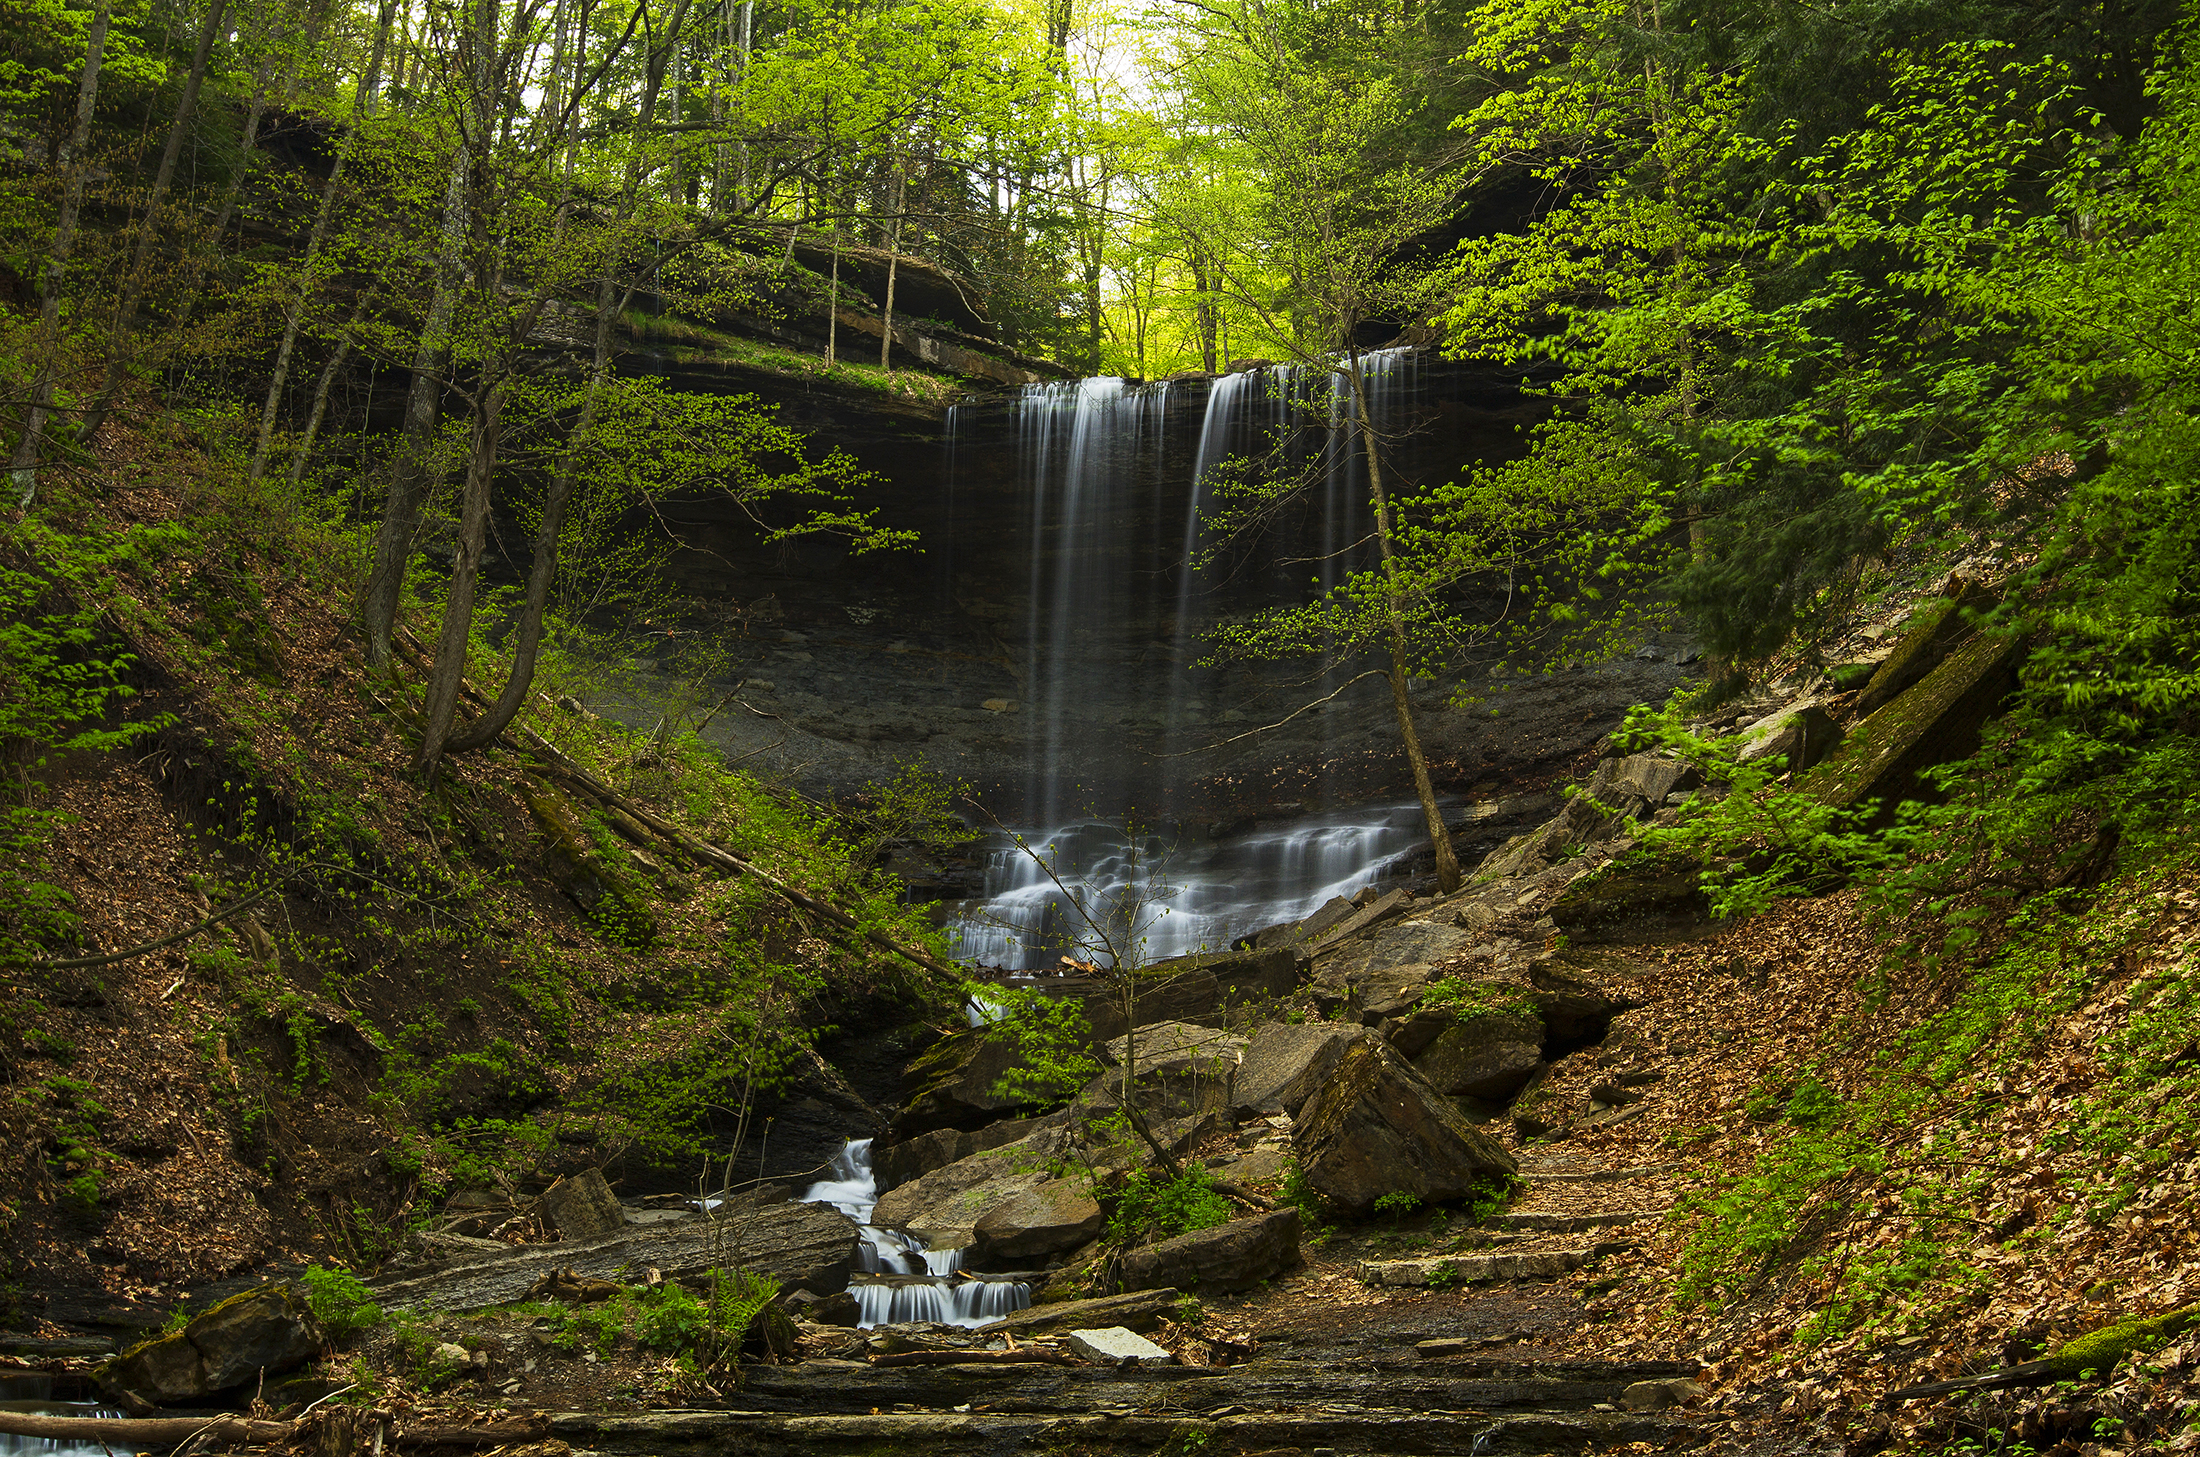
<box><xmin>800</xmin><ymin>1139</ymin><xmax>1031</xmax><ymax>1328</ymax></box>
<box><xmin>0</xmin><ymin>1376</ymin><xmax>122</xmax><ymax>1457</ymax></box>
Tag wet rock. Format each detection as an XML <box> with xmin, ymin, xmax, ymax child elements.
<box><xmin>974</xmin><ymin>1180</ymin><xmax>1105</xmax><ymax>1261</ymax></box>
<box><xmin>1232</xmin><ymin>1022</ymin><xmax>1371</xmax><ymax>1117</ymax></box>
<box><xmin>97</xmin><ymin>1283</ymin><xmax>321</xmax><ymax>1404</ymax></box>
<box><xmin>1292</xmin><ymin>1039</ymin><xmax>1516</xmax><ymax>1215</ymax></box>
<box><xmin>871</xmin><ymin>1132</ymin><xmax>1061</xmax><ymax>1247</ymax></box>
<box><xmin>539</xmin><ymin>1169</ymin><xmax>626</xmax><ymax>1242</ymax></box>
<box><xmin>1067</xmin><ymin>1327</ymin><xmax>1175</xmax><ymax>1365</ymax></box>
<box><xmin>1116</xmin><ymin>1208</ymin><xmax>1302</xmax><ymax>1295</ymax></box>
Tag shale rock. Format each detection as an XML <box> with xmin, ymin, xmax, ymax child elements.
<box><xmin>1116</xmin><ymin>1208</ymin><xmax>1302</xmax><ymax>1295</ymax></box>
<box><xmin>1293</xmin><ymin>1040</ymin><xmax>1517</xmax><ymax>1215</ymax></box>
<box><xmin>1082</xmin><ymin>1022</ymin><xmax>1245</xmax><ymax>1121</ymax></box>
<box><xmin>1411</xmin><ymin>1008</ymin><xmax>1546</xmax><ymax>1102</ymax></box>
<box><xmin>973</xmin><ymin>1180</ymin><xmax>1105</xmax><ymax>1261</ymax></box>
<box><xmin>370</xmin><ymin>1200</ymin><xmax>859</xmax><ymax>1311</ymax></box>
<box><xmin>1319</xmin><ymin>920</ymin><xmax>1476</xmax><ymax>981</ymax></box>
<box><xmin>1067</xmin><ymin>1327</ymin><xmax>1175</xmax><ymax>1365</ymax></box>
<box><xmin>873</xmin><ymin>1114</ymin><xmax>1065</xmax><ymax>1194</ymax></box>
<box><xmin>98</xmin><ymin>1283</ymin><xmax>321</xmax><ymax>1404</ymax></box>
<box><xmin>1232</xmin><ymin>1022</ymin><xmax>1371</xmax><ymax>1117</ymax></box>
<box><xmin>1735</xmin><ymin>704</ymin><xmax>1844</xmax><ymax>774</ymax></box>
<box><xmin>979</xmin><ymin>1287</ymin><xmax>1179</xmax><ymax>1334</ymax></box>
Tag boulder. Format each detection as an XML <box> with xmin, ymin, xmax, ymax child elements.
<box><xmin>1082</xmin><ymin>1022</ymin><xmax>1245</xmax><ymax>1122</ymax></box>
<box><xmin>1802</xmin><ymin>627</ymin><xmax>2025</xmax><ymax>821</ymax></box>
<box><xmin>973</xmin><ymin>1180</ymin><xmax>1104</xmax><ymax>1262</ymax></box>
<box><xmin>870</xmin><ymin>1132</ymin><xmax>1062</xmax><ymax>1248</ymax></box>
<box><xmin>1548</xmin><ymin>860</ymin><xmax>1708</xmax><ymax>940</ymax></box>
<box><xmin>1735</xmin><ymin>704</ymin><xmax>1844</xmax><ymax>774</ymax></box>
<box><xmin>539</xmin><ymin>1169</ymin><xmax>626</xmax><ymax>1243</ymax></box>
<box><xmin>1351</xmin><ymin>963</ymin><xmax>1439</xmax><ymax>1023</ymax></box>
<box><xmin>1233</xmin><ymin>1022</ymin><xmax>1372</xmax><ymax>1117</ymax></box>
<box><xmin>1608</xmin><ymin>754</ymin><xmax>1699</xmax><ymax>806</ymax></box>
<box><xmin>1306</xmin><ymin>887</ymin><xmax>1415</xmax><ymax>954</ymax></box>
<box><xmin>1320</xmin><ymin>920</ymin><xmax>1476</xmax><ymax>981</ymax></box>
<box><xmin>1853</xmin><ymin>576</ymin><xmax>1997</xmax><ymax>717</ymax></box>
<box><xmin>1411</xmin><ymin>1009</ymin><xmax>1545</xmax><ymax>1102</ymax></box>
<box><xmin>873</xmin><ymin>1114</ymin><xmax>1066</xmax><ymax>1195</ymax></box>
<box><xmin>891</xmin><ymin>1028</ymin><xmax>1040</xmax><ymax>1138</ymax></box>
<box><xmin>98</xmin><ymin>1284</ymin><xmax>321</xmax><ymax>1404</ymax></box>
<box><xmin>1292</xmin><ymin>1040</ymin><xmax>1517</xmax><ymax>1216</ymax></box>
<box><xmin>1116</xmin><ymin>1208</ymin><xmax>1302</xmax><ymax>1295</ymax></box>
<box><xmin>1526</xmin><ymin>957</ymin><xmax>1633</xmax><ymax>1048</ymax></box>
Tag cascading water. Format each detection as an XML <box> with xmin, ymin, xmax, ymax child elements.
<box><xmin>951</xmin><ymin>350</ymin><xmax>1441</xmax><ymax>970</ymax></box>
<box><xmin>800</xmin><ymin>1139</ymin><xmax>1029</xmax><ymax>1328</ymax></box>
<box><xmin>0</xmin><ymin>1374</ymin><xmax>124</xmax><ymax>1457</ymax></box>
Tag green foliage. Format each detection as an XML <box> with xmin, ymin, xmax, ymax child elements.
<box><xmin>1420</xmin><ymin>977</ymin><xmax>1538</xmax><ymax>1025</ymax></box>
<box><xmin>1107</xmin><ymin>1164</ymin><xmax>1232</xmax><ymax>1246</ymax></box>
<box><xmin>1372</xmin><ymin>1190</ymin><xmax>1420</xmax><ymax>1224</ymax></box>
<box><xmin>980</xmin><ymin>985</ymin><xmax>1102</xmax><ymax>1110</ymax></box>
<box><xmin>301</xmin><ymin>1265</ymin><xmax>386</xmax><ymax>1342</ymax></box>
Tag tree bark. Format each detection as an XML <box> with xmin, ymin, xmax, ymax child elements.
<box><xmin>359</xmin><ymin>118</ymin><xmax>474</xmax><ymax>666</ymax></box>
<box><xmin>1347</xmin><ymin>343</ymin><xmax>1459</xmax><ymax>894</ymax></box>
<box><xmin>79</xmin><ymin>0</ymin><xmax>233</xmax><ymax>442</ymax></box>
<box><xmin>879</xmin><ymin>168</ymin><xmax>902</xmax><ymax>371</ymax></box>
<box><xmin>9</xmin><ymin>0</ymin><xmax>113</xmax><ymax>509</ymax></box>
<box><xmin>414</xmin><ymin>382</ymin><xmax>504</xmax><ymax>772</ymax></box>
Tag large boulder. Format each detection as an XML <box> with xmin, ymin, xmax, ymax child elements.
<box><xmin>1233</xmin><ymin>1022</ymin><xmax>1372</xmax><ymax>1117</ymax></box>
<box><xmin>1320</xmin><ymin>920</ymin><xmax>1475</xmax><ymax>981</ymax></box>
<box><xmin>1411</xmin><ymin>1000</ymin><xmax>1546</xmax><ymax>1102</ymax></box>
<box><xmin>539</xmin><ymin>1168</ymin><xmax>626</xmax><ymax>1242</ymax></box>
<box><xmin>1293</xmin><ymin>1040</ymin><xmax>1517</xmax><ymax>1215</ymax></box>
<box><xmin>973</xmin><ymin>1180</ymin><xmax>1104</xmax><ymax>1262</ymax></box>
<box><xmin>98</xmin><ymin>1283</ymin><xmax>321</xmax><ymax>1405</ymax></box>
<box><xmin>870</xmin><ymin>1131</ymin><xmax>1064</xmax><ymax>1248</ymax></box>
<box><xmin>1116</xmin><ymin>1208</ymin><xmax>1302</xmax><ymax>1295</ymax></box>
<box><xmin>1736</xmin><ymin>704</ymin><xmax>1845</xmax><ymax>774</ymax></box>
<box><xmin>1803</xmin><ymin>627</ymin><xmax>2025</xmax><ymax>821</ymax></box>
<box><xmin>872</xmin><ymin>1114</ymin><xmax>1064</xmax><ymax>1195</ymax></box>
<box><xmin>1082</xmin><ymin>1022</ymin><xmax>1245</xmax><ymax>1122</ymax></box>
<box><xmin>1852</xmin><ymin>576</ymin><xmax>1997</xmax><ymax>717</ymax></box>
<box><xmin>891</xmin><ymin>1028</ymin><xmax>1039</xmax><ymax>1138</ymax></box>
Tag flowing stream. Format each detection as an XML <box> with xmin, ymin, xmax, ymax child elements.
<box><xmin>800</xmin><ymin>1139</ymin><xmax>1030</xmax><ymax>1328</ymax></box>
<box><xmin>0</xmin><ymin>1375</ymin><xmax>123</xmax><ymax>1457</ymax></box>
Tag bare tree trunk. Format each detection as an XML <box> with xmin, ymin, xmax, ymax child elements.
<box><xmin>359</xmin><ymin>128</ymin><xmax>473</xmax><ymax>666</ymax></box>
<box><xmin>878</xmin><ymin>167</ymin><xmax>902</xmax><ymax>371</ymax></box>
<box><xmin>286</xmin><ymin>317</ymin><xmax>357</xmax><ymax>488</ymax></box>
<box><xmin>415</xmin><ymin>382</ymin><xmax>504</xmax><ymax>771</ymax></box>
<box><xmin>79</xmin><ymin>0</ymin><xmax>233</xmax><ymax>442</ymax></box>
<box><xmin>826</xmin><ymin>226</ymin><xmax>839</xmax><ymax>364</ymax></box>
<box><xmin>1347</xmin><ymin>344</ymin><xmax>1459</xmax><ymax>894</ymax></box>
<box><xmin>10</xmin><ymin>0</ymin><xmax>114</xmax><ymax>508</ymax></box>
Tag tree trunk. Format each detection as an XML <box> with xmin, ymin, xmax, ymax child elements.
<box><xmin>9</xmin><ymin>0</ymin><xmax>114</xmax><ymax>508</ymax></box>
<box><xmin>1347</xmin><ymin>345</ymin><xmax>1459</xmax><ymax>894</ymax></box>
<box><xmin>414</xmin><ymin>383</ymin><xmax>504</xmax><ymax>772</ymax></box>
<box><xmin>79</xmin><ymin>0</ymin><xmax>233</xmax><ymax>442</ymax></box>
<box><xmin>879</xmin><ymin>170</ymin><xmax>902</xmax><ymax>371</ymax></box>
<box><xmin>285</xmin><ymin>318</ymin><xmax>356</xmax><ymax>488</ymax></box>
<box><xmin>359</xmin><ymin>126</ymin><xmax>474</xmax><ymax>666</ymax></box>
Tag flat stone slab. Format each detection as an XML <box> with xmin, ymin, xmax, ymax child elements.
<box><xmin>1357</xmin><ymin>1249</ymin><xmax>1593</xmax><ymax>1287</ymax></box>
<box><xmin>976</xmin><ymin>1287</ymin><xmax>1179</xmax><ymax>1336</ymax></box>
<box><xmin>1486</xmin><ymin>1210</ymin><xmax>1656</xmax><ymax>1232</ymax></box>
<box><xmin>1066</xmin><ymin>1326</ymin><xmax>1175</xmax><ymax>1364</ymax></box>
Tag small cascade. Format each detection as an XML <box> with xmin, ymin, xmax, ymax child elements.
<box><xmin>0</xmin><ymin>1374</ymin><xmax>126</xmax><ymax>1457</ymax></box>
<box><xmin>800</xmin><ymin>1139</ymin><xmax>1029</xmax><ymax>1330</ymax></box>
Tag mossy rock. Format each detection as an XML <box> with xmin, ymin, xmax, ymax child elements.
<box><xmin>1799</xmin><ymin>628</ymin><xmax>2024</xmax><ymax>822</ymax></box>
<box><xmin>2045</xmin><ymin>1304</ymin><xmax>2200</xmax><ymax>1379</ymax></box>
<box><xmin>1853</xmin><ymin>577</ymin><xmax>1997</xmax><ymax>717</ymax></box>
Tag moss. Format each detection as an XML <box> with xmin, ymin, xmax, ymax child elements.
<box><xmin>1799</xmin><ymin>629</ymin><xmax>2023</xmax><ymax>813</ymax></box>
<box><xmin>2045</xmin><ymin>1303</ymin><xmax>2200</xmax><ymax>1378</ymax></box>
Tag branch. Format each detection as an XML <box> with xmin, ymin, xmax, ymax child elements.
<box><xmin>1147</xmin><ymin>670</ymin><xmax>1391</xmax><ymax>758</ymax></box>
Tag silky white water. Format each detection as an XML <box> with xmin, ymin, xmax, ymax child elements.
<box><xmin>799</xmin><ymin>1138</ymin><xmax>1029</xmax><ymax>1329</ymax></box>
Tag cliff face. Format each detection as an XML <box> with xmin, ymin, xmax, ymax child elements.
<box><xmin>604</xmin><ymin>348</ymin><xmax>1678</xmax><ymax>824</ymax></box>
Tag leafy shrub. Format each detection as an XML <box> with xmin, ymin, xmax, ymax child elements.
<box><xmin>1108</xmin><ymin>1164</ymin><xmax>1232</xmax><ymax>1244</ymax></box>
<box><xmin>301</xmin><ymin>1265</ymin><xmax>386</xmax><ymax>1341</ymax></box>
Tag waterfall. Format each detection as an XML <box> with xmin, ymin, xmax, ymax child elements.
<box><xmin>0</xmin><ymin>1374</ymin><xmax>125</xmax><ymax>1457</ymax></box>
<box><xmin>800</xmin><ymin>1139</ymin><xmax>1030</xmax><ymax>1330</ymax></box>
<box><xmin>950</xmin><ymin>351</ymin><xmax>1444</xmax><ymax>971</ymax></box>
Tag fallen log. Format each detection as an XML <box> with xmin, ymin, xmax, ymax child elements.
<box><xmin>0</xmin><ymin>1413</ymin><xmax>293</xmax><ymax>1445</ymax></box>
<box><xmin>869</xmin><ymin>1348</ymin><xmax>1076</xmax><ymax>1368</ymax></box>
<box><xmin>394</xmin><ymin>1417</ymin><xmax>551</xmax><ymax>1447</ymax></box>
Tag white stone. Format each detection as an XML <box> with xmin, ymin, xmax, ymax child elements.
<box><xmin>1066</xmin><ymin>1327</ymin><xmax>1175</xmax><ymax>1365</ymax></box>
